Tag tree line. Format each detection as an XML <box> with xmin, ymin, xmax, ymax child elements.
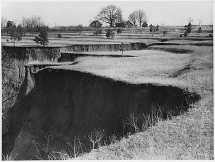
<box><xmin>1</xmin><ymin>16</ymin><xmax>48</xmax><ymax>36</ymax></box>
<box><xmin>96</xmin><ymin>5</ymin><xmax>148</xmax><ymax>27</ymax></box>
<box><xmin>1</xmin><ymin>16</ymin><xmax>49</xmax><ymax>46</ymax></box>
<box><xmin>1</xmin><ymin>5</ymin><xmax>199</xmax><ymax>46</ymax></box>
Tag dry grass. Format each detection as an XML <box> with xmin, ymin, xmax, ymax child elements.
<box><xmin>54</xmin><ymin>50</ymin><xmax>192</xmax><ymax>88</ymax></box>
<box><xmin>71</xmin><ymin>42</ymin><xmax>213</xmax><ymax>160</ymax></box>
<box><xmin>74</xmin><ymin>94</ymin><xmax>213</xmax><ymax>160</ymax></box>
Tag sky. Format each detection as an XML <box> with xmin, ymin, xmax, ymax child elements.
<box><xmin>1</xmin><ymin>0</ymin><xmax>213</xmax><ymax>27</ymax></box>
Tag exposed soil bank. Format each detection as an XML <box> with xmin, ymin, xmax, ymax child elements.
<box><xmin>148</xmin><ymin>41</ymin><xmax>213</xmax><ymax>47</ymax></box>
<box><xmin>2</xmin><ymin>67</ymin><xmax>200</xmax><ymax>160</ymax></box>
<box><xmin>58</xmin><ymin>53</ymin><xmax>134</xmax><ymax>62</ymax></box>
<box><xmin>2</xmin><ymin>42</ymin><xmax>146</xmax><ymax>111</ymax></box>
<box><xmin>59</xmin><ymin>42</ymin><xmax>147</xmax><ymax>53</ymax></box>
<box><xmin>2</xmin><ymin>46</ymin><xmax>60</xmax><ymax>111</ymax></box>
<box><xmin>147</xmin><ymin>46</ymin><xmax>194</xmax><ymax>54</ymax></box>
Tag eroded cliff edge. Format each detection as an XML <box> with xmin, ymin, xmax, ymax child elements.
<box><xmin>2</xmin><ymin>42</ymin><xmax>146</xmax><ymax>111</ymax></box>
<box><xmin>2</xmin><ymin>46</ymin><xmax>61</xmax><ymax>111</ymax></box>
<box><xmin>2</xmin><ymin>66</ymin><xmax>199</xmax><ymax>160</ymax></box>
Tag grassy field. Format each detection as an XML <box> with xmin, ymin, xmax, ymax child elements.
<box><xmin>2</xmin><ymin>26</ymin><xmax>213</xmax><ymax>160</ymax></box>
<box><xmin>1</xmin><ymin>25</ymin><xmax>212</xmax><ymax>47</ymax></box>
<box><xmin>70</xmin><ymin>44</ymin><xmax>212</xmax><ymax>160</ymax></box>
<box><xmin>43</xmin><ymin>35</ymin><xmax>213</xmax><ymax>160</ymax></box>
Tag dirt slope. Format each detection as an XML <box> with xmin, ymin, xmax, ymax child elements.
<box><xmin>2</xmin><ymin>66</ymin><xmax>199</xmax><ymax>160</ymax></box>
<box><xmin>2</xmin><ymin>46</ymin><xmax>61</xmax><ymax>111</ymax></box>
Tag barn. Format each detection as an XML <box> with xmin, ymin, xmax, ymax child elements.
<box><xmin>115</xmin><ymin>20</ymin><xmax>134</xmax><ymax>28</ymax></box>
<box><xmin>126</xmin><ymin>20</ymin><xmax>134</xmax><ymax>28</ymax></box>
<box><xmin>90</xmin><ymin>20</ymin><xmax>102</xmax><ymax>28</ymax></box>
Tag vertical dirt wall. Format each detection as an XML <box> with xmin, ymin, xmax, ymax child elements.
<box><xmin>2</xmin><ymin>46</ymin><xmax>61</xmax><ymax>111</ymax></box>
<box><xmin>1</xmin><ymin>42</ymin><xmax>146</xmax><ymax>111</ymax></box>
<box><xmin>59</xmin><ymin>42</ymin><xmax>147</xmax><ymax>53</ymax></box>
<box><xmin>3</xmin><ymin>68</ymin><xmax>199</xmax><ymax>160</ymax></box>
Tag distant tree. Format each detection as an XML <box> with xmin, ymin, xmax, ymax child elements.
<box><xmin>188</xmin><ymin>17</ymin><xmax>194</xmax><ymax>23</ymax></box>
<box><xmin>116</xmin><ymin>10</ymin><xmax>123</xmax><ymax>22</ymax></box>
<box><xmin>76</xmin><ymin>24</ymin><xmax>83</xmax><ymax>35</ymax></box>
<box><xmin>93</xmin><ymin>28</ymin><xmax>102</xmax><ymax>36</ymax></box>
<box><xmin>96</xmin><ymin>5</ymin><xmax>122</xmax><ymax>27</ymax></box>
<box><xmin>6</xmin><ymin>20</ymin><xmax>16</xmax><ymax>35</ymax></box>
<box><xmin>9</xmin><ymin>25</ymin><xmax>23</xmax><ymax>46</ymax></box>
<box><xmin>117</xmin><ymin>28</ymin><xmax>122</xmax><ymax>34</ymax></box>
<box><xmin>197</xmin><ymin>27</ymin><xmax>202</xmax><ymax>33</ymax></box>
<box><xmin>16</xmin><ymin>24</ymin><xmax>23</xmax><ymax>33</ymax></box>
<box><xmin>135</xmin><ymin>10</ymin><xmax>147</xmax><ymax>27</ymax></box>
<box><xmin>21</xmin><ymin>16</ymin><xmax>45</xmax><ymax>36</ymax></box>
<box><xmin>187</xmin><ymin>22</ymin><xmax>192</xmax><ymax>33</ymax></box>
<box><xmin>106</xmin><ymin>29</ymin><xmax>111</xmax><ymax>38</ymax></box>
<box><xmin>106</xmin><ymin>28</ymin><xmax>115</xmax><ymax>38</ymax></box>
<box><xmin>34</xmin><ymin>29</ymin><xmax>49</xmax><ymax>46</ymax></box>
<box><xmin>184</xmin><ymin>30</ymin><xmax>188</xmax><ymax>37</ymax></box>
<box><xmin>1</xmin><ymin>17</ymin><xmax>7</xmax><ymax>28</ymax></box>
<box><xmin>156</xmin><ymin>24</ymin><xmax>159</xmax><ymax>31</ymax></box>
<box><xmin>21</xmin><ymin>17</ymin><xmax>31</xmax><ymax>27</ymax></box>
<box><xmin>128</xmin><ymin>12</ymin><xmax>136</xmax><ymax>26</ymax></box>
<box><xmin>89</xmin><ymin>19</ymin><xmax>93</xmax><ymax>25</ymax></box>
<box><xmin>1</xmin><ymin>17</ymin><xmax>8</xmax><ymax>35</ymax></box>
<box><xmin>149</xmin><ymin>24</ymin><xmax>153</xmax><ymax>32</ymax></box>
<box><xmin>163</xmin><ymin>31</ymin><xmax>167</xmax><ymax>36</ymax></box>
<box><xmin>6</xmin><ymin>20</ymin><xmax>15</xmax><ymax>28</ymax></box>
<box><xmin>142</xmin><ymin>21</ymin><xmax>148</xmax><ymax>28</ymax></box>
<box><xmin>57</xmin><ymin>33</ymin><xmax>62</xmax><ymax>39</ymax></box>
<box><xmin>198</xmin><ymin>19</ymin><xmax>202</xmax><ymax>26</ymax></box>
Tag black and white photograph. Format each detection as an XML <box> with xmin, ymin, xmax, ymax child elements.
<box><xmin>1</xmin><ymin>0</ymin><xmax>213</xmax><ymax>160</ymax></box>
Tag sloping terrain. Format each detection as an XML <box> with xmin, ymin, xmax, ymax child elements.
<box><xmin>73</xmin><ymin>45</ymin><xmax>213</xmax><ymax>160</ymax></box>
<box><xmin>2</xmin><ymin>32</ymin><xmax>213</xmax><ymax>160</ymax></box>
<box><xmin>1</xmin><ymin>42</ymin><xmax>147</xmax><ymax>112</ymax></box>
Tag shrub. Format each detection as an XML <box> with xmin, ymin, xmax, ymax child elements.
<box><xmin>197</xmin><ymin>27</ymin><xmax>202</xmax><ymax>33</ymax></box>
<box><xmin>93</xmin><ymin>28</ymin><xmax>102</xmax><ymax>36</ymax></box>
<box><xmin>34</xmin><ymin>29</ymin><xmax>49</xmax><ymax>46</ymax></box>
<box><xmin>117</xmin><ymin>28</ymin><xmax>122</xmax><ymax>34</ymax></box>
<box><xmin>106</xmin><ymin>29</ymin><xmax>115</xmax><ymax>38</ymax></box>
<box><xmin>187</xmin><ymin>22</ymin><xmax>192</xmax><ymax>33</ymax></box>
<box><xmin>184</xmin><ymin>30</ymin><xmax>188</xmax><ymax>37</ymax></box>
<box><xmin>57</xmin><ymin>33</ymin><xmax>62</xmax><ymax>38</ymax></box>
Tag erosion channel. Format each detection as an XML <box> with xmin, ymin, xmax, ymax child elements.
<box><xmin>2</xmin><ymin>44</ymin><xmax>199</xmax><ymax>160</ymax></box>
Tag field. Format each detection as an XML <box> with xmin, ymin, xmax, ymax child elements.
<box><xmin>2</xmin><ymin>25</ymin><xmax>213</xmax><ymax>160</ymax></box>
<box><xmin>1</xmin><ymin>25</ymin><xmax>213</xmax><ymax>46</ymax></box>
<box><xmin>73</xmin><ymin>45</ymin><xmax>213</xmax><ymax>160</ymax></box>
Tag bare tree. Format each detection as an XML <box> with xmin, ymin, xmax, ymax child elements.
<box><xmin>96</xmin><ymin>5</ymin><xmax>122</xmax><ymax>27</ymax></box>
<box><xmin>21</xmin><ymin>17</ymin><xmax>26</xmax><ymax>27</ymax></box>
<box><xmin>135</xmin><ymin>10</ymin><xmax>147</xmax><ymax>27</ymax></box>
<box><xmin>188</xmin><ymin>17</ymin><xmax>194</xmax><ymax>23</ymax></box>
<box><xmin>116</xmin><ymin>9</ymin><xmax>123</xmax><ymax>22</ymax></box>
<box><xmin>128</xmin><ymin>12</ymin><xmax>136</xmax><ymax>26</ymax></box>
<box><xmin>21</xmin><ymin>16</ymin><xmax>45</xmax><ymax>35</ymax></box>
<box><xmin>76</xmin><ymin>24</ymin><xmax>83</xmax><ymax>35</ymax></box>
<box><xmin>9</xmin><ymin>25</ymin><xmax>23</xmax><ymax>46</ymax></box>
<box><xmin>21</xmin><ymin>16</ymin><xmax>44</xmax><ymax>27</ymax></box>
<box><xmin>1</xmin><ymin>17</ymin><xmax>7</xmax><ymax>28</ymax></box>
<box><xmin>198</xmin><ymin>19</ymin><xmax>202</xmax><ymax>26</ymax></box>
<box><xmin>21</xmin><ymin>17</ymin><xmax>31</xmax><ymax>27</ymax></box>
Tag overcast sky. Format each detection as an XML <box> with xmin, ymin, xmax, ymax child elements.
<box><xmin>1</xmin><ymin>0</ymin><xmax>213</xmax><ymax>27</ymax></box>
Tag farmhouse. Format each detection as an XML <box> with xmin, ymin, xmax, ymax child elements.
<box><xmin>90</xmin><ymin>20</ymin><xmax>102</xmax><ymax>28</ymax></box>
<box><xmin>115</xmin><ymin>20</ymin><xmax>133</xmax><ymax>28</ymax></box>
<box><xmin>126</xmin><ymin>20</ymin><xmax>134</xmax><ymax>28</ymax></box>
